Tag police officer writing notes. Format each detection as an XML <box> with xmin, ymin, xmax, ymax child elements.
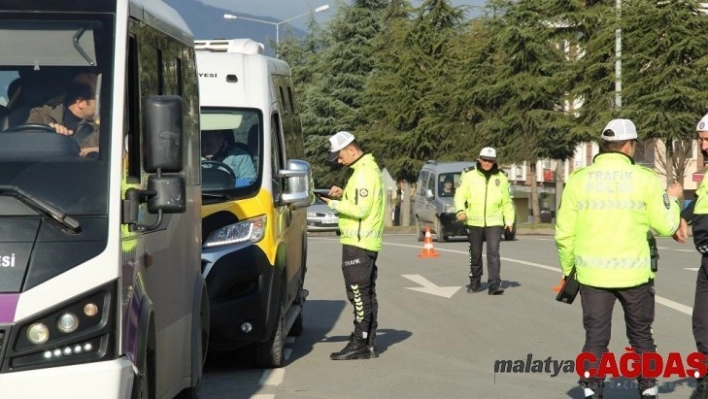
<box><xmin>454</xmin><ymin>147</ymin><xmax>515</xmax><ymax>295</ymax></box>
<box><xmin>672</xmin><ymin>113</ymin><xmax>708</xmax><ymax>399</ymax></box>
<box><xmin>555</xmin><ymin>119</ymin><xmax>682</xmax><ymax>399</ymax></box>
<box><xmin>318</xmin><ymin>131</ymin><xmax>385</xmax><ymax>360</ymax></box>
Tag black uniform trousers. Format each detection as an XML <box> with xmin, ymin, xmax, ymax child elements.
<box><xmin>693</xmin><ymin>257</ymin><xmax>708</xmax><ymax>367</ymax></box>
<box><xmin>341</xmin><ymin>244</ymin><xmax>379</xmax><ymax>345</ymax></box>
<box><xmin>466</xmin><ymin>225</ymin><xmax>502</xmax><ymax>286</ymax></box>
<box><xmin>578</xmin><ymin>280</ymin><xmax>656</xmax><ymax>394</ymax></box>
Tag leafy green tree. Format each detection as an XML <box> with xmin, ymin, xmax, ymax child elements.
<box><xmin>621</xmin><ymin>0</ymin><xmax>708</xmax><ymax>184</ymax></box>
<box><xmin>470</xmin><ymin>0</ymin><xmax>574</xmax><ymax>223</ymax></box>
<box><xmin>362</xmin><ymin>0</ymin><xmax>467</xmax><ymax>182</ymax></box>
<box><xmin>292</xmin><ymin>0</ymin><xmax>388</xmax><ymax>187</ymax></box>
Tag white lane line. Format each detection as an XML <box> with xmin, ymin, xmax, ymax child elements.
<box><xmin>655</xmin><ymin>296</ymin><xmax>693</xmax><ymax>316</ymax></box>
<box><xmin>685</xmin><ymin>268</ymin><xmax>700</xmax><ymax>272</ymax></box>
<box><xmin>258</xmin><ymin>369</ymin><xmax>285</xmax><ymax>386</ymax></box>
<box><xmin>251</xmin><ymin>395</ymin><xmax>276</xmax><ymax>399</ymax></box>
<box><xmin>376</xmin><ymin>241</ymin><xmax>697</xmax><ymax>317</ymax></box>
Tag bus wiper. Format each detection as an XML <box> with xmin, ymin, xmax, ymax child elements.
<box><xmin>0</xmin><ymin>185</ymin><xmax>81</xmax><ymax>233</ymax></box>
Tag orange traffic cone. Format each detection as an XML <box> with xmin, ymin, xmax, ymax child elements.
<box><xmin>552</xmin><ymin>276</ymin><xmax>564</xmax><ymax>292</ymax></box>
<box><xmin>417</xmin><ymin>227</ymin><xmax>440</xmax><ymax>258</ymax></box>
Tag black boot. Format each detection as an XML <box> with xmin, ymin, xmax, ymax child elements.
<box><xmin>691</xmin><ymin>379</ymin><xmax>708</xmax><ymax>399</ymax></box>
<box><xmin>330</xmin><ymin>334</ymin><xmax>371</xmax><ymax>360</ymax></box>
<box><xmin>581</xmin><ymin>382</ymin><xmax>604</xmax><ymax>399</ymax></box>
<box><xmin>367</xmin><ymin>337</ymin><xmax>379</xmax><ymax>358</ymax></box>
<box><xmin>488</xmin><ymin>284</ymin><xmax>504</xmax><ymax>295</ymax></box>
<box><xmin>466</xmin><ymin>279</ymin><xmax>482</xmax><ymax>293</ymax></box>
<box><xmin>639</xmin><ymin>385</ymin><xmax>658</xmax><ymax>399</ymax></box>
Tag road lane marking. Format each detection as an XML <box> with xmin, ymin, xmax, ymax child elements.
<box><xmin>328</xmin><ymin>239</ymin><xmax>697</xmax><ymax>317</ymax></box>
<box><xmin>402</xmin><ymin>274</ymin><xmax>461</xmax><ymax>298</ymax></box>
<box><xmin>259</xmin><ymin>369</ymin><xmax>285</xmax><ymax>386</ymax></box>
<box><xmin>251</xmin><ymin>395</ymin><xmax>275</xmax><ymax>399</ymax></box>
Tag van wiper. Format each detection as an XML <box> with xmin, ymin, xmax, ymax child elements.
<box><xmin>202</xmin><ymin>193</ymin><xmax>231</xmax><ymax>199</ymax></box>
<box><xmin>0</xmin><ymin>185</ymin><xmax>81</xmax><ymax>233</ymax></box>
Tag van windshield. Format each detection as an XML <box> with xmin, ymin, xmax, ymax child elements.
<box><xmin>200</xmin><ymin>108</ymin><xmax>261</xmax><ymax>196</ymax></box>
<box><xmin>0</xmin><ymin>16</ymin><xmax>114</xmax><ymax>216</ymax></box>
<box><xmin>438</xmin><ymin>173</ymin><xmax>461</xmax><ymax>197</ymax></box>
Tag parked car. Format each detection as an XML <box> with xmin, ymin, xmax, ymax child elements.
<box><xmin>413</xmin><ymin>160</ymin><xmax>517</xmax><ymax>242</ymax></box>
<box><xmin>307</xmin><ymin>189</ymin><xmax>340</xmax><ymax>233</ymax></box>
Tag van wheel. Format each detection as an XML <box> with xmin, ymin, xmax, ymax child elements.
<box><xmin>435</xmin><ymin>219</ymin><xmax>447</xmax><ymax>242</ymax></box>
<box><xmin>415</xmin><ymin>218</ymin><xmax>424</xmax><ymax>242</ymax></box>
<box><xmin>289</xmin><ymin>308</ymin><xmax>304</xmax><ymax>337</ymax></box>
<box><xmin>289</xmin><ymin>284</ymin><xmax>305</xmax><ymax>337</ymax></box>
<box><xmin>254</xmin><ymin>307</ymin><xmax>284</xmax><ymax>368</ymax></box>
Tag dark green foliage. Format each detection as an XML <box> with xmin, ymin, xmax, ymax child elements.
<box><xmin>276</xmin><ymin>0</ymin><xmax>708</xmax><ymax>187</ymax></box>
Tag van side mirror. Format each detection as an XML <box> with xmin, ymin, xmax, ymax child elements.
<box><xmin>144</xmin><ymin>96</ymin><xmax>183</xmax><ymax>173</ymax></box>
<box><xmin>122</xmin><ymin>95</ymin><xmax>186</xmax><ymax>232</ymax></box>
<box><xmin>278</xmin><ymin>159</ymin><xmax>313</xmax><ymax>208</ymax></box>
<box><xmin>426</xmin><ymin>189</ymin><xmax>434</xmax><ymax>200</ymax></box>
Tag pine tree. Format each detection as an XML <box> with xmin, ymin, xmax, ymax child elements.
<box><xmin>296</xmin><ymin>0</ymin><xmax>388</xmax><ymax>187</ymax></box>
<box><xmin>471</xmin><ymin>0</ymin><xmax>574</xmax><ymax>223</ymax></box>
<box><xmin>362</xmin><ymin>0</ymin><xmax>467</xmax><ymax>181</ymax></box>
<box><xmin>621</xmin><ymin>0</ymin><xmax>708</xmax><ymax>184</ymax></box>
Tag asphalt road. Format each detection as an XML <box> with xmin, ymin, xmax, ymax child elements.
<box><xmin>199</xmin><ymin>233</ymin><xmax>705</xmax><ymax>399</ymax></box>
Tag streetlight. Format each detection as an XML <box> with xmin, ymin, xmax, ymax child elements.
<box><xmin>224</xmin><ymin>4</ymin><xmax>330</xmax><ymax>57</ymax></box>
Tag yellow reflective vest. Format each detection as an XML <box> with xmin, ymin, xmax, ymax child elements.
<box><xmin>328</xmin><ymin>153</ymin><xmax>385</xmax><ymax>252</ymax></box>
<box><xmin>684</xmin><ymin>170</ymin><xmax>708</xmax><ymax>253</ymax></box>
<box><xmin>555</xmin><ymin>152</ymin><xmax>680</xmax><ymax>288</ymax></box>
<box><xmin>454</xmin><ymin>166</ymin><xmax>515</xmax><ymax>228</ymax></box>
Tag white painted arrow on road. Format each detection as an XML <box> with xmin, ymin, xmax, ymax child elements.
<box><xmin>685</xmin><ymin>268</ymin><xmax>700</xmax><ymax>272</ymax></box>
<box><xmin>402</xmin><ymin>274</ymin><xmax>461</xmax><ymax>298</ymax></box>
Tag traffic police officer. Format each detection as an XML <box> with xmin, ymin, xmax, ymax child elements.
<box><xmin>673</xmin><ymin>113</ymin><xmax>708</xmax><ymax>399</ymax></box>
<box><xmin>319</xmin><ymin>131</ymin><xmax>385</xmax><ymax>360</ymax></box>
<box><xmin>454</xmin><ymin>147</ymin><xmax>515</xmax><ymax>295</ymax></box>
<box><xmin>555</xmin><ymin>119</ymin><xmax>682</xmax><ymax>399</ymax></box>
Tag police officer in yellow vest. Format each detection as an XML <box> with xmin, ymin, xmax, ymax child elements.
<box><xmin>454</xmin><ymin>147</ymin><xmax>515</xmax><ymax>295</ymax></box>
<box><xmin>555</xmin><ymin>119</ymin><xmax>682</xmax><ymax>399</ymax></box>
<box><xmin>318</xmin><ymin>131</ymin><xmax>385</xmax><ymax>360</ymax></box>
<box><xmin>673</xmin><ymin>113</ymin><xmax>708</xmax><ymax>399</ymax></box>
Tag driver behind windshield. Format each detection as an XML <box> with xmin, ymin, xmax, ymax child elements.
<box><xmin>201</xmin><ymin>129</ymin><xmax>257</xmax><ymax>184</ymax></box>
<box><xmin>25</xmin><ymin>72</ymin><xmax>99</xmax><ymax>157</ymax></box>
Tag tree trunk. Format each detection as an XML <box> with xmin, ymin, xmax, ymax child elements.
<box><xmin>665</xmin><ymin>140</ymin><xmax>674</xmax><ymax>187</ymax></box>
<box><xmin>555</xmin><ymin>159</ymin><xmax>564</xmax><ymax>223</ymax></box>
<box><xmin>529</xmin><ymin>162</ymin><xmax>541</xmax><ymax>224</ymax></box>
<box><xmin>401</xmin><ymin>180</ymin><xmax>411</xmax><ymax>226</ymax></box>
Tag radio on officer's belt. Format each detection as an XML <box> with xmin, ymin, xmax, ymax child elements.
<box><xmin>555</xmin><ymin>267</ymin><xmax>580</xmax><ymax>305</ymax></box>
<box><xmin>648</xmin><ymin>232</ymin><xmax>659</xmax><ymax>273</ymax></box>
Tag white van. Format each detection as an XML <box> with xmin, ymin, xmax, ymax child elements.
<box><xmin>194</xmin><ymin>39</ymin><xmax>313</xmax><ymax>368</ymax></box>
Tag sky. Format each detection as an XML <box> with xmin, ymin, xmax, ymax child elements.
<box><xmin>202</xmin><ymin>0</ymin><xmax>487</xmax><ymax>30</ymax></box>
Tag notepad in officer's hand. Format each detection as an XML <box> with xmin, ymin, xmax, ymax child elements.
<box><xmin>555</xmin><ymin>267</ymin><xmax>580</xmax><ymax>305</ymax></box>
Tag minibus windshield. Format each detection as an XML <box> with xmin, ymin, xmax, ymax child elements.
<box><xmin>0</xmin><ymin>16</ymin><xmax>114</xmax><ymax>216</ymax></box>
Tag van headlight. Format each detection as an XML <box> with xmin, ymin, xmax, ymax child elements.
<box><xmin>7</xmin><ymin>281</ymin><xmax>115</xmax><ymax>372</ymax></box>
<box><xmin>204</xmin><ymin>215</ymin><xmax>266</xmax><ymax>247</ymax></box>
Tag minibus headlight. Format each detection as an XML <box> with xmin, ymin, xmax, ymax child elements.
<box><xmin>6</xmin><ymin>282</ymin><xmax>116</xmax><ymax>372</ymax></box>
<box><xmin>203</xmin><ymin>215</ymin><xmax>266</xmax><ymax>247</ymax></box>
<box><xmin>27</xmin><ymin>323</ymin><xmax>50</xmax><ymax>345</ymax></box>
<box><xmin>57</xmin><ymin>313</ymin><xmax>80</xmax><ymax>333</ymax></box>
